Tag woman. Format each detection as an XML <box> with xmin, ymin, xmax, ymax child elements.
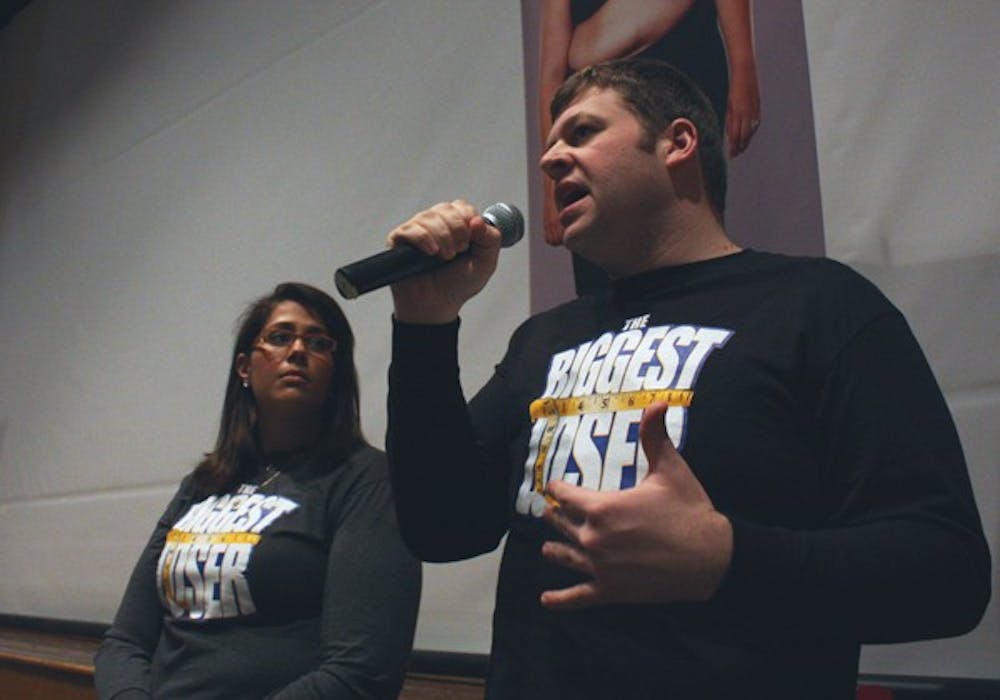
<box><xmin>95</xmin><ymin>282</ymin><xmax>421</xmax><ymax>699</ymax></box>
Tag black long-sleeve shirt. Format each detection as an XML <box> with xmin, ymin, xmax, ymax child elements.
<box><xmin>387</xmin><ymin>250</ymin><xmax>990</xmax><ymax>699</ymax></box>
<box><xmin>95</xmin><ymin>445</ymin><xmax>421</xmax><ymax>699</ymax></box>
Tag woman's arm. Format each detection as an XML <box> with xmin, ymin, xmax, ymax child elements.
<box><xmin>268</xmin><ymin>456</ymin><xmax>421</xmax><ymax>699</ymax></box>
<box><xmin>715</xmin><ymin>0</ymin><xmax>760</xmax><ymax>156</ymax></box>
<box><xmin>539</xmin><ymin>0</ymin><xmax>574</xmax><ymax>245</ymax></box>
<box><xmin>94</xmin><ymin>486</ymin><xmax>191</xmax><ymax>699</ymax></box>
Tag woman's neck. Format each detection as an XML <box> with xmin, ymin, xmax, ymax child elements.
<box><xmin>256</xmin><ymin>412</ymin><xmax>321</xmax><ymax>455</ymax></box>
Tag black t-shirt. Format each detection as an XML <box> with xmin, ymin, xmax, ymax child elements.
<box><xmin>96</xmin><ymin>445</ymin><xmax>421</xmax><ymax>700</ymax></box>
<box><xmin>387</xmin><ymin>250</ymin><xmax>990</xmax><ymax>699</ymax></box>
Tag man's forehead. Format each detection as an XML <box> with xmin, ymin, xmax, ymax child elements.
<box><xmin>556</xmin><ymin>86</ymin><xmax>624</xmax><ymax>118</ymax></box>
<box><xmin>548</xmin><ymin>87</ymin><xmax>630</xmax><ymax>139</ymax></box>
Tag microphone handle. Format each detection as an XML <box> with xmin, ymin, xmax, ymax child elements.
<box><xmin>334</xmin><ymin>203</ymin><xmax>522</xmax><ymax>300</ymax></box>
<box><xmin>334</xmin><ymin>245</ymin><xmax>450</xmax><ymax>299</ymax></box>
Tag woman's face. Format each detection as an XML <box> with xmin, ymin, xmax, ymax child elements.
<box><xmin>235</xmin><ymin>301</ymin><xmax>336</xmax><ymax>418</ymax></box>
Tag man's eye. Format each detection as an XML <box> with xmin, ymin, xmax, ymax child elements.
<box><xmin>573</xmin><ymin>124</ymin><xmax>596</xmax><ymax>141</ymax></box>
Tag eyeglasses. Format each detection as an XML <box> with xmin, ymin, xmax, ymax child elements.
<box><xmin>256</xmin><ymin>328</ymin><xmax>337</xmax><ymax>355</ymax></box>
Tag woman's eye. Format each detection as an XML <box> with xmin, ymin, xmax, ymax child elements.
<box><xmin>266</xmin><ymin>331</ymin><xmax>293</xmax><ymax>345</ymax></box>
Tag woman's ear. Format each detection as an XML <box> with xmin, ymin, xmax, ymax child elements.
<box><xmin>235</xmin><ymin>353</ymin><xmax>250</xmax><ymax>385</ymax></box>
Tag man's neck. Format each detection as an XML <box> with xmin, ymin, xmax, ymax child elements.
<box><xmin>655</xmin><ymin>216</ymin><xmax>741</xmax><ymax>267</ymax></box>
<box><xmin>607</xmin><ymin>207</ymin><xmax>741</xmax><ymax>278</ymax></box>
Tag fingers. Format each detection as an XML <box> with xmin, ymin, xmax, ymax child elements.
<box><xmin>543</xmin><ymin>476</ymin><xmax>573</xmax><ymax>508</ymax></box>
<box><xmin>638</xmin><ymin>400</ymin><xmax>677</xmax><ymax>470</ymax></box>
<box><xmin>540</xmin><ymin>500</ymin><xmax>606</xmax><ymax>610</ymax></box>
<box><xmin>726</xmin><ymin>109</ymin><xmax>739</xmax><ymax>157</ymax></box>
<box><xmin>640</xmin><ymin>401</ymin><xmax>713</xmax><ymax>511</ymax></box>
<box><xmin>542</xmin><ymin>485</ymin><xmax>586</xmax><ymax>543</ymax></box>
<box><xmin>725</xmin><ymin>106</ymin><xmax>760</xmax><ymax>158</ymax></box>
<box><xmin>728</xmin><ymin>129</ymin><xmax>746</xmax><ymax>158</ymax></box>
<box><xmin>386</xmin><ymin>199</ymin><xmax>482</xmax><ymax>260</ymax></box>
<box><xmin>540</xmin><ymin>580</ymin><xmax>604</xmax><ymax>610</ymax></box>
<box><xmin>543</xmin><ymin>477</ymin><xmax>598</xmax><ymax>527</ymax></box>
<box><xmin>726</xmin><ymin>114</ymin><xmax>750</xmax><ymax>158</ymax></box>
<box><xmin>737</xmin><ymin>117</ymin><xmax>759</xmax><ymax>157</ymax></box>
<box><xmin>541</xmin><ymin>540</ymin><xmax>594</xmax><ymax>576</ymax></box>
<box><xmin>468</xmin><ymin>207</ymin><xmax>502</xmax><ymax>256</ymax></box>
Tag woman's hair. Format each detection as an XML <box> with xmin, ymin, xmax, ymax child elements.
<box><xmin>551</xmin><ymin>57</ymin><xmax>727</xmax><ymax>217</ymax></box>
<box><xmin>192</xmin><ymin>282</ymin><xmax>367</xmax><ymax>495</ymax></box>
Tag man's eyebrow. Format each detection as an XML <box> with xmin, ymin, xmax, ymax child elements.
<box><xmin>544</xmin><ymin>111</ymin><xmax>583</xmax><ymax>151</ymax></box>
<box><xmin>545</xmin><ymin>108</ymin><xmax>606</xmax><ymax>151</ymax></box>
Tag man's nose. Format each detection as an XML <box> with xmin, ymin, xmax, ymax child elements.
<box><xmin>540</xmin><ymin>143</ymin><xmax>571</xmax><ymax>180</ymax></box>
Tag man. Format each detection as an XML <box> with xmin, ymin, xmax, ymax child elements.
<box><xmin>384</xmin><ymin>59</ymin><xmax>990</xmax><ymax>698</ymax></box>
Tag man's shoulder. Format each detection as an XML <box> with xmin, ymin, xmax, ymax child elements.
<box><xmin>737</xmin><ymin>249</ymin><xmax>855</xmax><ymax>277</ymax></box>
<box><xmin>738</xmin><ymin>250</ymin><xmax>888</xmax><ymax>302</ymax></box>
<box><xmin>512</xmin><ymin>294</ymin><xmax>601</xmax><ymax>340</ymax></box>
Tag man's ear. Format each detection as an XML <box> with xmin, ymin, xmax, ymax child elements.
<box><xmin>661</xmin><ymin>118</ymin><xmax>699</xmax><ymax>168</ymax></box>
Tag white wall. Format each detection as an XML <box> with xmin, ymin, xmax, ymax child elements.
<box><xmin>0</xmin><ymin>0</ymin><xmax>996</xmax><ymax>680</ymax></box>
<box><xmin>0</xmin><ymin>0</ymin><xmax>528</xmax><ymax>655</ymax></box>
<box><xmin>803</xmin><ymin>0</ymin><xmax>999</xmax><ymax>679</ymax></box>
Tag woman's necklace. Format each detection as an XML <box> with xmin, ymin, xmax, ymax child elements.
<box><xmin>259</xmin><ymin>464</ymin><xmax>281</xmax><ymax>488</ymax></box>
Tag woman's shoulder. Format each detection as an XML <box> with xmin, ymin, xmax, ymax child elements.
<box><xmin>317</xmin><ymin>443</ymin><xmax>388</xmax><ymax>489</ymax></box>
<box><xmin>341</xmin><ymin>443</ymin><xmax>387</xmax><ymax>473</ymax></box>
<box><xmin>309</xmin><ymin>445</ymin><xmax>397</xmax><ymax>517</ymax></box>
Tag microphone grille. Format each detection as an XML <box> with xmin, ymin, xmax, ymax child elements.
<box><xmin>482</xmin><ymin>202</ymin><xmax>524</xmax><ymax>248</ymax></box>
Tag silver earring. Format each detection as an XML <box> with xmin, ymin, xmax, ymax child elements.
<box><xmin>242</xmin><ymin>379</ymin><xmax>249</xmax><ymax>389</ymax></box>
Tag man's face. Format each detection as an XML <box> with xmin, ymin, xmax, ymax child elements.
<box><xmin>540</xmin><ymin>87</ymin><xmax>672</xmax><ymax>274</ymax></box>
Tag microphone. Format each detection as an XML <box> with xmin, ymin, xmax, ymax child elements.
<box><xmin>334</xmin><ymin>202</ymin><xmax>524</xmax><ymax>299</ymax></box>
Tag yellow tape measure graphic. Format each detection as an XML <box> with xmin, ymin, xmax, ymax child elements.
<box><xmin>165</xmin><ymin>531</ymin><xmax>262</xmax><ymax>545</ymax></box>
<box><xmin>529</xmin><ymin>388</ymin><xmax>693</xmax><ymax>495</ymax></box>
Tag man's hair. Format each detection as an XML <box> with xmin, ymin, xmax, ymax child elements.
<box><xmin>192</xmin><ymin>282</ymin><xmax>367</xmax><ymax>496</ymax></box>
<box><xmin>551</xmin><ymin>58</ymin><xmax>727</xmax><ymax>215</ymax></box>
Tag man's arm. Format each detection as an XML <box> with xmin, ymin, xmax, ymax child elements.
<box><xmin>387</xmin><ymin>319</ymin><xmax>513</xmax><ymax>561</ymax></box>
<box><xmin>385</xmin><ymin>201</ymin><xmax>513</xmax><ymax>561</ymax></box>
<box><xmin>720</xmin><ymin>312</ymin><xmax>990</xmax><ymax>641</ymax></box>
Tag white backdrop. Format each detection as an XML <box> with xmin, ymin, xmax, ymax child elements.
<box><xmin>0</xmin><ymin>0</ymin><xmax>996</xmax><ymax>681</ymax></box>
<box><xmin>803</xmin><ymin>1</ymin><xmax>999</xmax><ymax>679</ymax></box>
<box><xmin>0</xmin><ymin>0</ymin><xmax>527</xmax><ymax>655</ymax></box>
